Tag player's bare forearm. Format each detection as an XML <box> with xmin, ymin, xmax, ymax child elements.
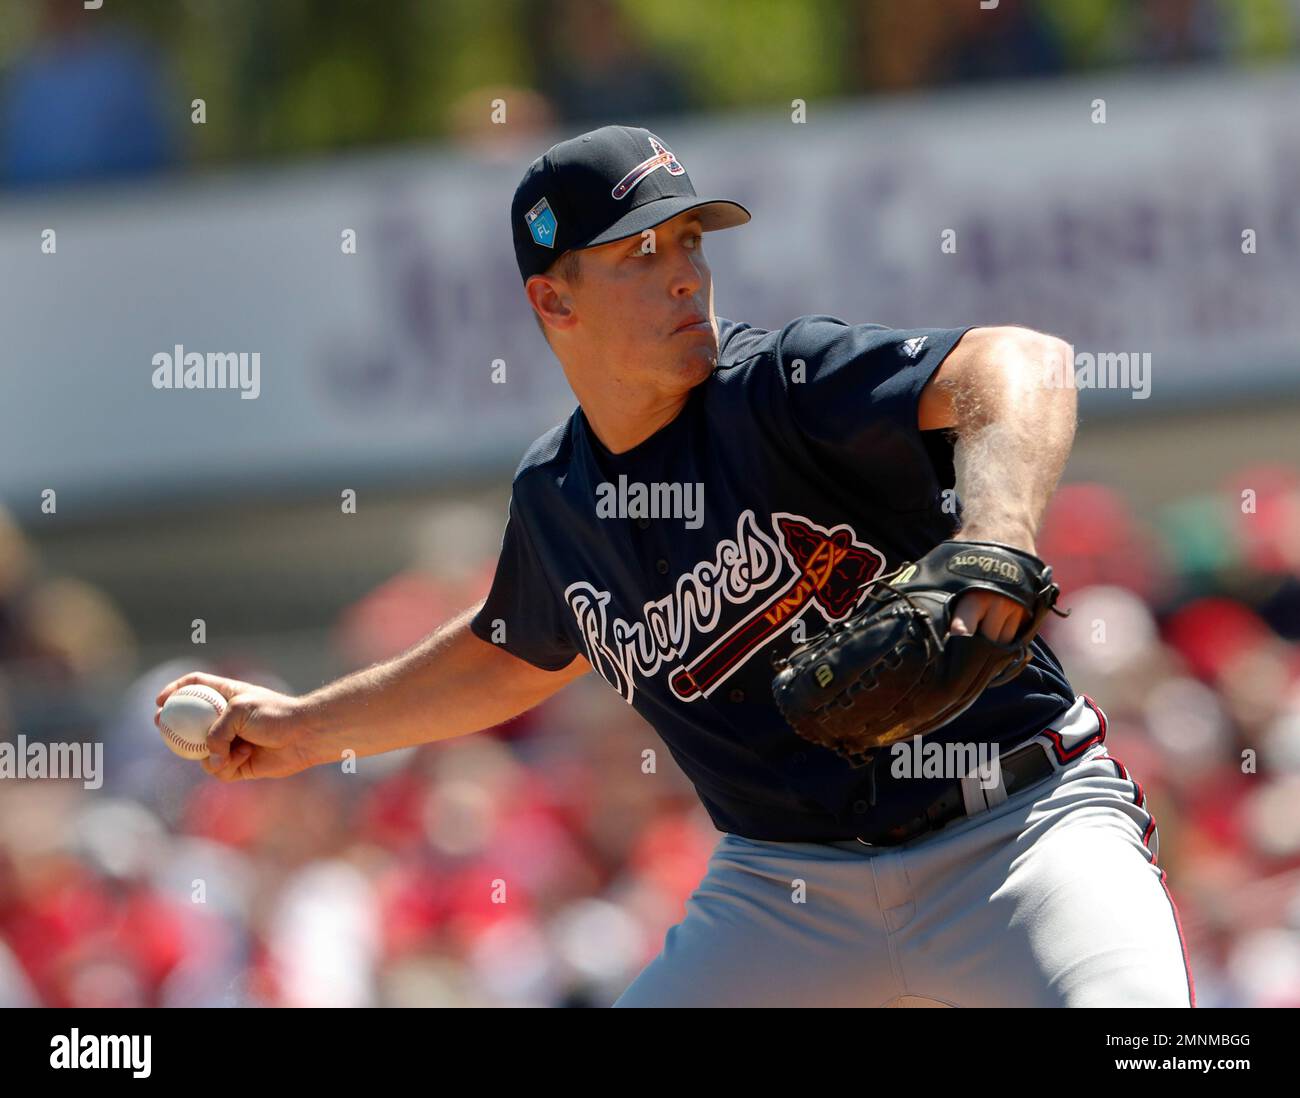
<box><xmin>919</xmin><ymin>326</ymin><xmax>1076</xmax><ymax>555</ymax></box>
<box><xmin>155</xmin><ymin>602</ymin><xmax>590</xmax><ymax>781</ymax></box>
<box><xmin>298</xmin><ymin>602</ymin><xmax>589</xmax><ymax>763</ymax></box>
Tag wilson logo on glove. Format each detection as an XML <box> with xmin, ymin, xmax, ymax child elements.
<box><xmin>949</xmin><ymin>553</ymin><xmax>1023</xmax><ymax>583</ymax></box>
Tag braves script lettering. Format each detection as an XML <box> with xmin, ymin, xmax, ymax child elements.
<box><xmin>565</xmin><ymin>510</ymin><xmax>886</xmax><ymax>704</ymax></box>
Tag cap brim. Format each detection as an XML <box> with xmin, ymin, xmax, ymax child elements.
<box><xmin>582</xmin><ymin>195</ymin><xmax>751</xmax><ymax>249</ymax></box>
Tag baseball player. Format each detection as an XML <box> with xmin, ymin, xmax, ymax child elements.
<box><xmin>156</xmin><ymin>125</ymin><xmax>1194</xmax><ymax>1008</ymax></box>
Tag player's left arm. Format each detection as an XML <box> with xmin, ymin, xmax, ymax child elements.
<box><xmin>917</xmin><ymin>325</ymin><xmax>1076</xmax><ymax>642</ymax></box>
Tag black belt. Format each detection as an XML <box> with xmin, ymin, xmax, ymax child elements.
<box><xmin>853</xmin><ymin>740</ymin><xmax>1055</xmax><ymax>848</ymax></box>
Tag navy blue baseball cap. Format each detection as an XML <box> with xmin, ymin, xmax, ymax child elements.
<box><xmin>512</xmin><ymin>125</ymin><xmax>751</xmax><ymax>283</ymax></box>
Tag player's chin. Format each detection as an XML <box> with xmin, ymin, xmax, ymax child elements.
<box><xmin>674</xmin><ymin>347</ymin><xmax>717</xmax><ymax>387</ymax></box>
<box><xmin>672</xmin><ymin>334</ymin><xmax>718</xmax><ymax>376</ymax></box>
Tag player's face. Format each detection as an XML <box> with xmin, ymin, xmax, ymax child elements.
<box><xmin>569</xmin><ymin>212</ymin><xmax>718</xmax><ymax>392</ymax></box>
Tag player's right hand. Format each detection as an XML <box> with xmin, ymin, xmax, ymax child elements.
<box><xmin>155</xmin><ymin>673</ymin><xmax>320</xmax><ymax>782</ymax></box>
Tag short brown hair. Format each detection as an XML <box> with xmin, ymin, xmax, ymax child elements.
<box><xmin>532</xmin><ymin>250</ymin><xmax>583</xmax><ymax>340</ymax></box>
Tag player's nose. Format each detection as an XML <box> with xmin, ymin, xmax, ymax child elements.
<box><xmin>668</xmin><ymin>249</ymin><xmax>704</xmax><ymax>297</ymax></box>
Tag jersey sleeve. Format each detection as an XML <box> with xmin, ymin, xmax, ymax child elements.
<box><xmin>775</xmin><ymin>316</ymin><xmax>976</xmax><ymax>510</ymax></box>
<box><xmin>469</xmin><ymin>493</ymin><xmax>579</xmax><ymax>672</ymax></box>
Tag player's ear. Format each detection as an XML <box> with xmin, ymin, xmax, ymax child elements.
<box><xmin>526</xmin><ymin>274</ymin><xmax>577</xmax><ymax>338</ymax></box>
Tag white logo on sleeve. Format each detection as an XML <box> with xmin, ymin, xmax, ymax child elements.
<box><xmin>900</xmin><ymin>336</ymin><xmax>928</xmax><ymax>359</ymax></box>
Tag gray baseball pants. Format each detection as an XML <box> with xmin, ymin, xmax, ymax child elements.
<box><xmin>614</xmin><ymin>696</ymin><xmax>1195</xmax><ymax>1007</ymax></box>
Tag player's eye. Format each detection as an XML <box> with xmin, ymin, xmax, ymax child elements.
<box><xmin>684</xmin><ymin>232</ymin><xmax>703</xmax><ymax>250</ymax></box>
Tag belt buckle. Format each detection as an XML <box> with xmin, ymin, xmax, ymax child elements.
<box><xmin>855</xmin><ymin>813</ymin><xmax>931</xmax><ymax>848</ymax></box>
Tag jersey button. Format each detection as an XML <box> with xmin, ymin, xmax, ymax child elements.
<box><xmin>793</xmin><ymin>751</ymin><xmax>807</xmax><ymax>764</ymax></box>
<box><xmin>852</xmin><ymin>799</ymin><xmax>870</xmax><ymax>814</ymax></box>
<box><xmin>656</xmin><ymin>559</ymin><xmax>670</xmax><ymax>574</ymax></box>
<box><xmin>636</xmin><ymin>517</ymin><xmax>651</xmax><ymax>530</ymax></box>
<box><xmin>728</xmin><ymin>688</ymin><xmax>745</xmax><ymax>703</ymax></box>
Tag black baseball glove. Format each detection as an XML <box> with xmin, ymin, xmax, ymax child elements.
<box><xmin>771</xmin><ymin>540</ymin><xmax>1067</xmax><ymax>767</ymax></box>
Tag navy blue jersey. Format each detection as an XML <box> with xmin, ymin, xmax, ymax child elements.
<box><xmin>471</xmin><ymin>315</ymin><xmax>1075</xmax><ymax>841</ymax></box>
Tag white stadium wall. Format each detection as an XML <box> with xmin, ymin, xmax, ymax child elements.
<box><xmin>2</xmin><ymin>68</ymin><xmax>1298</xmax><ymax>517</ymax></box>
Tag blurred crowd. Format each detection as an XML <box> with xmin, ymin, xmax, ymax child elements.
<box><xmin>2</xmin><ymin>0</ymin><xmax>1299</xmax><ymax>1011</ymax></box>
<box><xmin>1</xmin><ymin>462</ymin><xmax>1299</xmax><ymax>1007</ymax></box>
<box><xmin>4</xmin><ymin>0</ymin><xmax>1299</xmax><ymax>188</ymax></box>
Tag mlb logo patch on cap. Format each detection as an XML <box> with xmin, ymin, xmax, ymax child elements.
<box><xmin>525</xmin><ymin>197</ymin><xmax>557</xmax><ymax>249</ymax></box>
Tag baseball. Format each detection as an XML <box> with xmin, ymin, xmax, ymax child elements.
<box><xmin>158</xmin><ymin>684</ymin><xmax>226</xmax><ymax>760</ymax></box>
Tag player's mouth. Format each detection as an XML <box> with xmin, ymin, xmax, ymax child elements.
<box><xmin>672</xmin><ymin>314</ymin><xmax>711</xmax><ymax>335</ymax></box>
